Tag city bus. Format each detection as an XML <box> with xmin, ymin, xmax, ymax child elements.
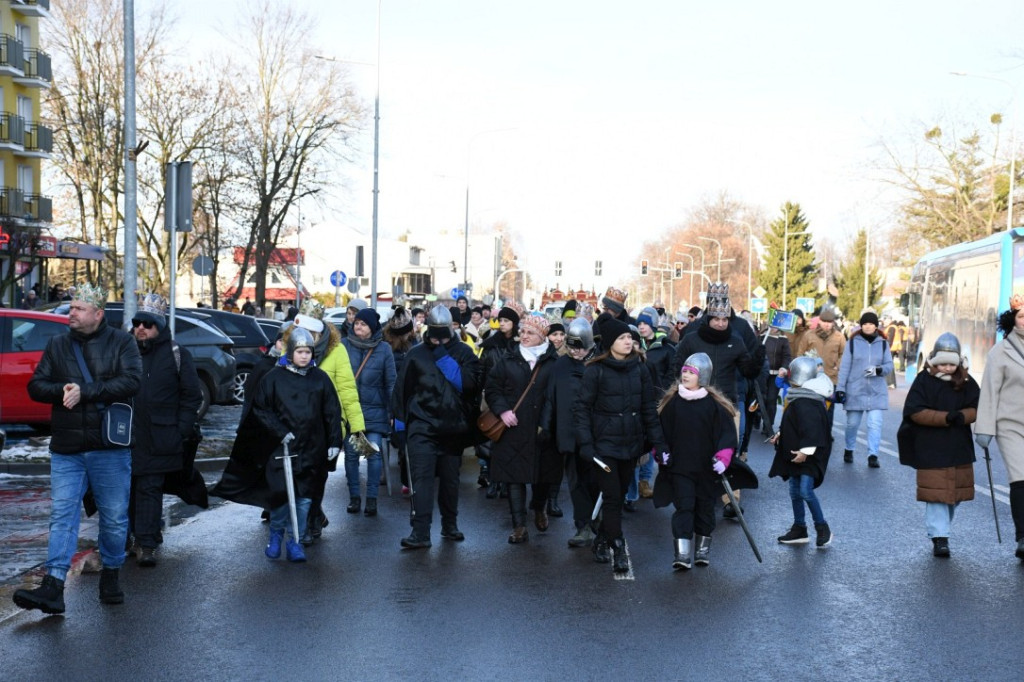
<box><xmin>903</xmin><ymin>227</ymin><xmax>1024</xmax><ymax>380</ymax></box>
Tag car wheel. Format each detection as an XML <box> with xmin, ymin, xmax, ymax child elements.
<box><xmin>197</xmin><ymin>380</ymin><xmax>212</xmax><ymax>419</ymax></box>
<box><xmin>233</xmin><ymin>368</ymin><xmax>251</xmax><ymax>405</ymax></box>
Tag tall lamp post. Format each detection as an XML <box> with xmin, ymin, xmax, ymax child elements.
<box><xmin>698</xmin><ymin>236</ymin><xmax>722</xmax><ymax>281</ymax></box>
<box><xmin>781</xmin><ymin>206</ymin><xmax>811</xmax><ymax>310</ymax></box>
<box><xmin>952</xmin><ymin>71</ymin><xmax>1017</xmax><ymax>231</ymax></box>
<box><xmin>725</xmin><ymin>218</ymin><xmax>754</xmax><ymax>307</ymax></box>
<box><xmin>676</xmin><ymin>252</ymin><xmax>694</xmax><ymax>307</ymax></box>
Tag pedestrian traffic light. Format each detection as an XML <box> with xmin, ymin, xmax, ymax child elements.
<box><xmin>640</xmin><ymin>259</ymin><xmax>649</xmax><ymax>276</ymax></box>
<box><xmin>595</xmin><ymin>260</ymin><xmax>602</xmax><ymax>276</ymax></box>
<box><xmin>674</xmin><ymin>262</ymin><xmax>683</xmax><ymax>279</ymax></box>
<box><xmin>555</xmin><ymin>260</ymin><xmax>562</xmax><ymax>277</ymax></box>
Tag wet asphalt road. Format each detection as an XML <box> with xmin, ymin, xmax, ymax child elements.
<box><xmin>1</xmin><ymin>389</ymin><xmax>1023</xmax><ymax>681</ymax></box>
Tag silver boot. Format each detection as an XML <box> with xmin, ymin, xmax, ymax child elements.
<box><xmin>694</xmin><ymin>535</ymin><xmax>712</xmax><ymax>566</ymax></box>
<box><xmin>672</xmin><ymin>537</ymin><xmax>693</xmax><ymax>571</ymax></box>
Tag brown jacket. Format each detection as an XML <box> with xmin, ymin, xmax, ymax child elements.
<box><xmin>799</xmin><ymin>327</ymin><xmax>845</xmax><ymax>383</ymax></box>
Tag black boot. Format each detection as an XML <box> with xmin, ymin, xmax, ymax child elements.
<box><xmin>347</xmin><ymin>496</ymin><xmax>361</xmax><ymax>514</ymax></box>
<box><xmin>99</xmin><ymin>567</ymin><xmax>124</xmax><ymax>605</ymax></box>
<box><xmin>13</xmin><ymin>575</ymin><xmax>65</xmax><ymax>615</ymax></box>
<box><xmin>486</xmin><ymin>481</ymin><xmax>500</xmax><ymax>499</ymax></box>
<box><xmin>477</xmin><ymin>464</ymin><xmax>490</xmax><ymax>488</ymax></box>
<box><xmin>932</xmin><ymin>537</ymin><xmax>950</xmax><ymax>558</ymax></box>
<box><xmin>546</xmin><ymin>489</ymin><xmax>564</xmax><ymax>518</ymax></box>
<box><xmin>592</xmin><ymin>533</ymin><xmax>611</xmax><ymax>564</ymax></box>
<box><xmin>611</xmin><ymin>537</ymin><xmax>629</xmax><ymax>573</ymax></box>
<box><xmin>364</xmin><ymin>498</ymin><xmax>378</xmax><ymax>517</ymax></box>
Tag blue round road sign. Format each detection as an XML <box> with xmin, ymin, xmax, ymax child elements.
<box><xmin>450</xmin><ymin>287</ymin><xmax>464</xmax><ymax>300</ymax></box>
<box><xmin>330</xmin><ymin>270</ymin><xmax>347</xmax><ymax>287</ymax></box>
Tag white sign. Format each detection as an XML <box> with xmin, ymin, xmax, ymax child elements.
<box><xmin>750</xmin><ymin>297</ymin><xmax>768</xmax><ymax>314</ymax></box>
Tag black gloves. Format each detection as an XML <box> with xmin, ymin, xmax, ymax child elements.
<box><xmin>833</xmin><ymin>391</ymin><xmax>846</xmax><ymax>404</ymax></box>
<box><xmin>945</xmin><ymin>411</ymin><xmax>965</xmax><ymax>426</ymax></box>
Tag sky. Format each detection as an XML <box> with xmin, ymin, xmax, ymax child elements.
<box><xmin>171</xmin><ymin>0</ymin><xmax>1024</xmax><ymax>288</ymax></box>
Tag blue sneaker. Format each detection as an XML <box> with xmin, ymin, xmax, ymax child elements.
<box><xmin>265</xmin><ymin>529</ymin><xmax>284</xmax><ymax>559</ymax></box>
<box><xmin>286</xmin><ymin>539</ymin><xmax>307</xmax><ymax>563</ymax></box>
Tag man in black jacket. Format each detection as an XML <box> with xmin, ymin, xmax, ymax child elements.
<box><xmin>14</xmin><ymin>284</ymin><xmax>142</xmax><ymax>615</ymax></box>
<box><xmin>127</xmin><ymin>294</ymin><xmax>202</xmax><ymax>567</ymax></box>
<box><xmin>391</xmin><ymin>306</ymin><xmax>483</xmax><ymax>548</ymax></box>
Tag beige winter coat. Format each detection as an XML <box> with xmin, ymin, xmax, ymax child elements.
<box><xmin>976</xmin><ymin>332</ymin><xmax>1024</xmax><ymax>483</ymax></box>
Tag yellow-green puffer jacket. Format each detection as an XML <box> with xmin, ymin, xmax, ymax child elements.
<box><xmin>320</xmin><ymin>338</ymin><xmax>366</xmax><ymax>437</ymax></box>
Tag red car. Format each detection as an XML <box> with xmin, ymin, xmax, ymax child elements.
<box><xmin>0</xmin><ymin>308</ymin><xmax>70</xmax><ymax>425</ymax></box>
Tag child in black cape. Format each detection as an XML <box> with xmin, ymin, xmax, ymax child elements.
<box><xmin>654</xmin><ymin>352</ymin><xmax>739</xmax><ymax>570</ymax></box>
<box><xmin>770</xmin><ymin>356</ymin><xmax>833</xmax><ymax>548</ymax></box>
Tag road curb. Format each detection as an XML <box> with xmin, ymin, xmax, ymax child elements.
<box><xmin>0</xmin><ymin>453</ymin><xmax>231</xmax><ymax>476</ymax></box>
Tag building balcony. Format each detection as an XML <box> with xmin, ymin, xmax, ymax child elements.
<box><xmin>23</xmin><ymin>194</ymin><xmax>52</xmax><ymax>223</ymax></box>
<box><xmin>0</xmin><ymin>34</ymin><xmax>25</xmax><ymax>77</ymax></box>
<box><xmin>0</xmin><ymin>113</ymin><xmax>25</xmax><ymax>150</ymax></box>
<box><xmin>13</xmin><ymin>49</ymin><xmax>52</xmax><ymax>88</ymax></box>
<box><xmin>11</xmin><ymin>0</ymin><xmax>51</xmax><ymax>19</ymax></box>
<box><xmin>15</xmin><ymin>123</ymin><xmax>52</xmax><ymax>158</ymax></box>
<box><xmin>0</xmin><ymin>187</ymin><xmax>24</xmax><ymax>219</ymax></box>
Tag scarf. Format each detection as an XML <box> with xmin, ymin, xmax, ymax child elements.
<box><xmin>678</xmin><ymin>385</ymin><xmax>708</xmax><ymax>400</ymax></box>
<box><xmin>787</xmin><ymin>386</ymin><xmax>825</xmax><ymax>404</ymax></box>
<box><xmin>346</xmin><ymin>333</ymin><xmax>380</xmax><ymax>351</ymax></box>
<box><xmin>860</xmin><ymin>331</ymin><xmax>878</xmax><ymax>342</ymax></box>
<box><xmin>285</xmin><ymin>361</ymin><xmax>310</xmax><ymax>376</ymax></box>
<box><xmin>815</xmin><ymin>326</ymin><xmax>835</xmax><ymax>342</ymax></box>
<box><xmin>697</xmin><ymin>323</ymin><xmax>731</xmax><ymax>344</ymax></box>
<box><xmin>519</xmin><ymin>341</ymin><xmax>549</xmax><ymax>368</ymax></box>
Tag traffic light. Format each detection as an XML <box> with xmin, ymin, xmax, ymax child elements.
<box><xmin>640</xmin><ymin>259</ymin><xmax>649</xmax><ymax>276</ymax></box>
<box><xmin>674</xmin><ymin>262</ymin><xmax>682</xmax><ymax>279</ymax></box>
<box><xmin>555</xmin><ymin>260</ymin><xmax>562</xmax><ymax>277</ymax></box>
<box><xmin>595</xmin><ymin>260</ymin><xmax>602</xmax><ymax>276</ymax></box>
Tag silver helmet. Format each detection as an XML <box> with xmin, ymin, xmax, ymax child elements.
<box><xmin>425</xmin><ymin>305</ymin><xmax>453</xmax><ymax>342</ymax></box>
<box><xmin>565</xmin><ymin>317</ymin><xmax>594</xmax><ymax>351</ymax></box>
<box><xmin>927</xmin><ymin>332</ymin><xmax>963</xmax><ymax>367</ymax></box>
<box><xmin>682</xmin><ymin>352</ymin><xmax>713</xmax><ymax>387</ymax></box>
<box><xmin>286</xmin><ymin>327</ymin><xmax>315</xmax><ymax>363</ymax></box>
<box><xmin>788</xmin><ymin>356</ymin><xmax>818</xmax><ymax>387</ymax></box>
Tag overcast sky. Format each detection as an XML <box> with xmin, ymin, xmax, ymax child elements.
<box><xmin>174</xmin><ymin>0</ymin><xmax>1024</xmax><ymax>285</ymax></box>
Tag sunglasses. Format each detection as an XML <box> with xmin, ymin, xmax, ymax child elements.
<box><xmin>131</xmin><ymin>319</ymin><xmax>156</xmax><ymax>329</ymax></box>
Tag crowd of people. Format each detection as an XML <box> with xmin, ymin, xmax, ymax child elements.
<box><xmin>10</xmin><ymin>280</ymin><xmax>1024</xmax><ymax>616</ymax></box>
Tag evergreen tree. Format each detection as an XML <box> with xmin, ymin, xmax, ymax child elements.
<box><xmin>833</xmin><ymin>229</ymin><xmax>885</xmax><ymax>320</ymax></box>
<box><xmin>756</xmin><ymin>202</ymin><xmax>818</xmax><ymax>310</ymax></box>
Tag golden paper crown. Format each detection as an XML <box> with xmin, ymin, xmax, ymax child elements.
<box><xmin>73</xmin><ymin>282</ymin><xmax>107</xmax><ymax>309</ymax></box>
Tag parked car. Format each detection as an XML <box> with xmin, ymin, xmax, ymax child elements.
<box><xmin>180</xmin><ymin>308</ymin><xmax>270</xmax><ymax>404</ymax></box>
<box><xmin>49</xmin><ymin>303</ymin><xmax>235</xmax><ymax>418</ymax></box>
<box><xmin>0</xmin><ymin>309</ymin><xmax>71</xmax><ymax>426</ymax></box>
<box><xmin>255</xmin><ymin>318</ymin><xmax>284</xmax><ymax>341</ymax></box>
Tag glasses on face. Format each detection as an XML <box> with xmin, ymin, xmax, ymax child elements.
<box><xmin>131</xmin><ymin>319</ymin><xmax>156</xmax><ymax>330</ymax></box>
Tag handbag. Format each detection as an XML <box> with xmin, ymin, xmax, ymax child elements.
<box><xmin>476</xmin><ymin>363</ymin><xmax>542</xmax><ymax>442</ymax></box>
<box><xmin>71</xmin><ymin>341</ymin><xmax>133</xmax><ymax>448</ymax></box>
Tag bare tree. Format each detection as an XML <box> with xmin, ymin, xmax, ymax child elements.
<box><xmin>223</xmin><ymin>1</ymin><xmax>366</xmax><ymax>305</ymax></box>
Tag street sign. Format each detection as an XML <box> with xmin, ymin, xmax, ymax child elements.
<box><xmin>796</xmin><ymin>297</ymin><xmax>815</xmax><ymax>313</ymax></box>
<box><xmin>753</xmin><ymin>285</ymin><xmax>767</xmax><ymax>299</ymax></box>
<box><xmin>393</xmin><ymin>282</ymin><xmax>404</xmax><ymax>297</ymax></box>
<box><xmin>330</xmin><ymin>270</ymin><xmax>347</xmax><ymax>287</ymax></box>
<box><xmin>750</xmin><ymin>297</ymin><xmax>768</xmax><ymax>314</ymax></box>
<box><xmin>347</xmin><ymin>278</ymin><xmax>360</xmax><ymax>294</ymax></box>
<box><xmin>192</xmin><ymin>255</ymin><xmax>214</xmax><ymax>276</ymax></box>
<box><xmin>450</xmin><ymin>287</ymin><xmax>464</xmax><ymax>300</ymax></box>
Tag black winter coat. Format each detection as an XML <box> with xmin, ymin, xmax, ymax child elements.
<box><xmin>653</xmin><ymin>393</ymin><xmax>738</xmax><ymax>507</ymax></box>
<box><xmin>486</xmin><ymin>345</ymin><xmax>560</xmax><ymax>484</ymax></box>
<box><xmin>131</xmin><ymin>328</ymin><xmax>202</xmax><ymax>475</ymax></box>
<box><xmin>644</xmin><ymin>334</ymin><xmax>675</xmax><ymax>392</ymax></box>
<box><xmin>769</xmin><ymin>394</ymin><xmax>832</xmax><ymax>487</ymax></box>
<box><xmin>672</xmin><ymin>319</ymin><xmax>761</xmax><ymax>402</ymax></box>
<box><xmin>574</xmin><ymin>353</ymin><xmax>667</xmax><ymax>462</ymax></box>
<box><xmin>28</xmin><ymin>323</ymin><xmax>142</xmax><ymax>454</ymax></box>
<box><xmin>545</xmin><ymin>351</ymin><xmax>592</xmax><ymax>454</ymax></box>
<box><xmin>899</xmin><ymin>369</ymin><xmax>979</xmax><ymax>470</ymax></box>
<box><xmin>391</xmin><ymin>336</ymin><xmax>483</xmax><ymax>447</ymax></box>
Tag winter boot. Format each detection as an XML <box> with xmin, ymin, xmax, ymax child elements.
<box><xmin>611</xmin><ymin>537</ymin><xmax>630</xmax><ymax>574</ymax></box>
<box><xmin>592</xmin><ymin>533</ymin><xmax>611</xmax><ymax>564</ymax></box>
<box><xmin>99</xmin><ymin>568</ymin><xmax>124</xmax><ymax>605</ymax></box>
<box><xmin>843</xmin><ymin>449</ymin><xmax>853</xmax><ymax>464</ymax></box>
<box><xmin>868</xmin><ymin>455</ymin><xmax>880</xmax><ymax>468</ymax></box>
<box><xmin>286</xmin><ymin>539</ymin><xmax>307</xmax><ymax>562</ymax></box>
<box><xmin>1016</xmin><ymin>538</ymin><xmax>1024</xmax><ymax>561</ymax></box>
<box><xmin>400</xmin><ymin>533</ymin><xmax>432</xmax><ymax>549</ymax></box>
<box><xmin>265</xmin><ymin>528</ymin><xmax>284</xmax><ymax>559</ymax></box>
<box><xmin>672</xmin><ymin>537</ymin><xmax>693</xmax><ymax>571</ymax></box>
<box><xmin>364</xmin><ymin>498</ymin><xmax>378</xmax><ymax>517</ymax></box>
<box><xmin>568</xmin><ymin>523</ymin><xmax>596</xmax><ymax>548</ymax></box>
<box><xmin>477</xmin><ymin>464</ymin><xmax>490</xmax><ymax>488</ymax></box>
<box><xmin>932</xmin><ymin>537</ymin><xmax>950</xmax><ymax>558</ymax></box>
<box><xmin>13</xmin><ymin>575</ymin><xmax>65</xmax><ymax>615</ymax></box>
<box><xmin>440</xmin><ymin>520</ymin><xmax>465</xmax><ymax>541</ymax></box>
<box><xmin>137</xmin><ymin>546</ymin><xmax>158</xmax><ymax>567</ymax></box>
<box><xmin>498</xmin><ymin>483</ymin><xmax>509</xmax><ymax>499</ymax></box>
<box><xmin>694</xmin><ymin>535</ymin><xmax>712</xmax><ymax>566</ymax></box>
<box><xmin>346</xmin><ymin>496</ymin><xmax>362</xmax><ymax>514</ymax></box>
<box><xmin>486</xmin><ymin>480</ymin><xmax>500</xmax><ymax>499</ymax></box>
<box><xmin>534</xmin><ymin>508</ymin><xmax>549</xmax><ymax>532</ymax></box>
<box><xmin>815</xmin><ymin>523</ymin><xmax>833</xmax><ymax>548</ymax></box>
<box><xmin>547</xmin><ymin>490</ymin><xmax>564</xmax><ymax>517</ymax></box>
<box><xmin>778</xmin><ymin>524</ymin><xmax>809</xmax><ymax>544</ymax></box>
<box><xmin>508</xmin><ymin>526</ymin><xmax>529</xmax><ymax>544</ymax></box>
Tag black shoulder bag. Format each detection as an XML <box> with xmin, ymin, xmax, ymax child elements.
<box><xmin>71</xmin><ymin>341</ymin><xmax>133</xmax><ymax>447</ymax></box>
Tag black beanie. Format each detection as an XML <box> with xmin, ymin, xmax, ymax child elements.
<box><xmin>600</xmin><ymin>317</ymin><xmax>632</xmax><ymax>346</ymax></box>
<box><xmin>354</xmin><ymin>307</ymin><xmax>381</xmax><ymax>333</ymax></box>
<box><xmin>498</xmin><ymin>306</ymin><xmax>521</xmax><ymax>326</ymax></box>
<box><xmin>548</xmin><ymin>322</ymin><xmax>565</xmax><ymax>335</ymax></box>
<box><xmin>859</xmin><ymin>311</ymin><xmax>879</xmax><ymax>326</ymax></box>
<box><xmin>563</xmin><ymin>299</ymin><xmax>578</xmax><ymax>313</ymax></box>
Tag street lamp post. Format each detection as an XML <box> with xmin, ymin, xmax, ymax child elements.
<box><xmin>781</xmin><ymin>205</ymin><xmax>811</xmax><ymax>310</ymax></box>
<box><xmin>725</xmin><ymin>218</ymin><xmax>754</xmax><ymax>307</ymax></box>
<box><xmin>676</xmin><ymin>252</ymin><xmax>694</xmax><ymax>307</ymax></box>
<box><xmin>952</xmin><ymin>71</ymin><xmax>1017</xmax><ymax>231</ymax></box>
<box><xmin>698</xmin><ymin>236</ymin><xmax>722</xmax><ymax>281</ymax></box>
<box><xmin>681</xmin><ymin>243</ymin><xmax>705</xmax><ymax>279</ymax></box>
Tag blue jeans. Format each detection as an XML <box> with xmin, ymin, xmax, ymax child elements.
<box><xmin>925</xmin><ymin>502</ymin><xmax>958</xmax><ymax>538</ymax></box>
<box><xmin>626</xmin><ymin>453</ymin><xmax>655</xmax><ymax>502</ymax></box>
<box><xmin>270</xmin><ymin>497</ymin><xmax>312</xmax><ymax>540</ymax></box>
<box><xmin>844</xmin><ymin>409</ymin><xmax>883</xmax><ymax>455</ymax></box>
<box><xmin>345</xmin><ymin>431</ymin><xmax>384</xmax><ymax>499</ymax></box>
<box><xmin>789</xmin><ymin>475</ymin><xmax>826</xmax><ymax>526</ymax></box>
<box><xmin>47</xmin><ymin>449</ymin><xmax>131</xmax><ymax>580</ymax></box>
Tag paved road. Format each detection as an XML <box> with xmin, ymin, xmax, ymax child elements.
<box><xmin>1</xmin><ymin>389</ymin><xmax>1022</xmax><ymax>681</ymax></box>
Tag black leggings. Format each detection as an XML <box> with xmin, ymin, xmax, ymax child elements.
<box><xmin>1010</xmin><ymin>481</ymin><xmax>1024</xmax><ymax>541</ymax></box>
<box><xmin>596</xmin><ymin>456</ymin><xmax>636</xmax><ymax>541</ymax></box>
